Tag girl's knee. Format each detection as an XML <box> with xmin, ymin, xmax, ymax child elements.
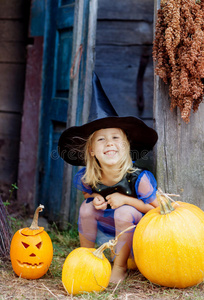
<box><xmin>79</xmin><ymin>200</ymin><xmax>96</xmax><ymax>219</ymax></box>
<box><xmin>114</xmin><ymin>205</ymin><xmax>142</xmax><ymax>224</ymax></box>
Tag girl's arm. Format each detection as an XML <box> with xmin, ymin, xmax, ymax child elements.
<box><xmin>106</xmin><ymin>192</ymin><xmax>157</xmax><ymax>213</ymax></box>
<box><xmin>82</xmin><ymin>192</ymin><xmax>107</xmax><ymax>210</ymax></box>
<box><xmin>82</xmin><ymin>191</ymin><xmax>102</xmax><ymax>199</ymax></box>
<box><xmin>123</xmin><ymin>195</ymin><xmax>158</xmax><ymax>213</ymax></box>
<box><xmin>82</xmin><ymin>191</ymin><xmax>93</xmax><ymax>199</ymax></box>
<box><xmin>83</xmin><ymin>191</ymin><xmax>156</xmax><ymax>212</ymax></box>
<box><xmin>106</xmin><ymin>170</ymin><xmax>159</xmax><ymax>213</ymax></box>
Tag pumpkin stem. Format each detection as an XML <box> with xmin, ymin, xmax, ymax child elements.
<box><xmin>93</xmin><ymin>225</ymin><xmax>136</xmax><ymax>259</ymax></box>
<box><xmin>29</xmin><ymin>204</ymin><xmax>44</xmax><ymax>230</ymax></box>
<box><xmin>157</xmin><ymin>189</ymin><xmax>175</xmax><ymax>215</ymax></box>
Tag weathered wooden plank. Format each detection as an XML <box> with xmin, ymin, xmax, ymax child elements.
<box><xmin>0</xmin><ymin>41</ymin><xmax>26</xmax><ymax>63</ymax></box>
<box><xmin>0</xmin><ymin>112</ymin><xmax>21</xmax><ymax>184</ymax></box>
<box><xmin>0</xmin><ymin>20</ymin><xmax>26</xmax><ymax>42</ymax></box>
<box><xmin>95</xmin><ymin>0</ymin><xmax>154</xmax><ymax>124</ymax></box>
<box><xmin>17</xmin><ymin>37</ymin><xmax>44</xmax><ymax>212</ymax></box>
<box><xmin>95</xmin><ymin>45</ymin><xmax>152</xmax><ymax>65</ymax></box>
<box><xmin>154</xmin><ymin>76</ymin><xmax>204</xmax><ymax>209</ymax></box>
<box><xmin>56</xmin><ymin>4</ymin><xmax>75</xmax><ymax>29</ymax></box>
<box><xmin>94</xmin><ymin>65</ymin><xmax>153</xmax><ymax>119</ymax></box>
<box><xmin>95</xmin><ymin>44</ymin><xmax>154</xmax><ymax>119</ymax></box>
<box><xmin>60</xmin><ymin>0</ymin><xmax>98</xmax><ymax>228</ymax></box>
<box><xmin>0</xmin><ymin>0</ymin><xmax>25</xmax><ymax>19</ymax></box>
<box><xmin>96</xmin><ymin>21</ymin><xmax>153</xmax><ymax>45</ymax></box>
<box><xmin>30</xmin><ymin>0</ymin><xmax>45</xmax><ymax>37</ymax></box>
<box><xmin>97</xmin><ymin>0</ymin><xmax>154</xmax><ymax>22</ymax></box>
<box><xmin>0</xmin><ymin>63</ymin><xmax>26</xmax><ymax>112</ymax></box>
<box><xmin>154</xmin><ymin>0</ymin><xmax>204</xmax><ymax>210</ymax></box>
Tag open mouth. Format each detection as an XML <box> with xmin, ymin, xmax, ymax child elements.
<box><xmin>17</xmin><ymin>260</ymin><xmax>43</xmax><ymax>268</ymax></box>
<box><xmin>104</xmin><ymin>150</ymin><xmax>117</xmax><ymax>156</ymax></box>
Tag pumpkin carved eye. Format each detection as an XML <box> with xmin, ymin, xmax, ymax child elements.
<box><xmin>36</xmin><ymin>242</ymin><xmax>42</xmax><ymax>249</ymax></box>
<box><xmin>22</xmin><ymin>242</ymin><xmax>29</xmax><ymax>248</ymax></box>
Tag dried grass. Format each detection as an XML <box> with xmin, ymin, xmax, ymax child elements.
<box><xmin>0</xmin><ymin>260</ymin><xmax>68</xmax><ymax>299</ymax></box>
<box><xmin>1</xmin><ymin>259</ymin><xmax>204</xmax><ymax>300</ymax></box>
<box><xmin>1</xmin><ymin>218</ymin><xmax>204</xmax><ymax>300</ymax></box>
<box><xmin>0</xmin><ymin>196</ymin><xmax>12</xmax><ymax>258</ymax></box>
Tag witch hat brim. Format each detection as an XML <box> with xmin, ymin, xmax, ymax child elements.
<box><xmin>58</xmin><ymin>73</ymin><xmax>158</xmax><ymax>166</ymax></box>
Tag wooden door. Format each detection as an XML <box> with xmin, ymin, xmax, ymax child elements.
<box><xmin>37</xmin><ymin>0</ymin><xmax>97</xmax><ymax>224</ymax></box>
<box><xmin>37</xmin><ymin>0</ymin><xmax>75</xmax><ymax>221</ymax></box>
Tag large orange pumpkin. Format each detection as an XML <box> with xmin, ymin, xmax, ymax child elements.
<box><xmin>133</xmin><ymin>191</ymin><xmax>204</xmax><ymax>288</ymax></box>
<box><xmin>10</xmin><ymin>205</ymin><xmax>53</xmax><ymax>279</ymax></box>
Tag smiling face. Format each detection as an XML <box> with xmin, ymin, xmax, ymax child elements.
<box><xmin>90</xmin><ymin>128</ymin><xmax>128</xmax><ymax>168</ymax></box>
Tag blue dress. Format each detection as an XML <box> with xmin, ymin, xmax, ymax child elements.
<box><xmin>74</xmin><ymin>166</ymin><xmax>157</xmax><ymax>245</ymax></box>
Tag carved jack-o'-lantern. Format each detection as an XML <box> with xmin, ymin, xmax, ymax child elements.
<box><xmin>10</xmin><ymin>205</ymin><xmax>53</xmax><ymax>279</ymax></box>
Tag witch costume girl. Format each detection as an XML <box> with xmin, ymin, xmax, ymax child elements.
<box><xmin>58</xmin><ymin>72</ymin><xmax>158</xmax><ymax>283</ymax></box>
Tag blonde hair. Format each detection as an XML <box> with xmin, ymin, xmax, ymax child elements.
<box><xmin>82</xmin><ymin>129</ymin><xmax>135</xmax><ymax>188</ymax></box>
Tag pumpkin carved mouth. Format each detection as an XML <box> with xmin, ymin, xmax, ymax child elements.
<box><xmin>17</xmin><ymin>260</ymin><xmax>44</xmax><ymax>268</ymax></box>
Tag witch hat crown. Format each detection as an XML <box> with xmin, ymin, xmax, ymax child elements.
<box><xmin>58</xmin><ymin>72</ymin><xmax>158</xmax><ymax>166</ymax></box>
<box><xmin>88</xmin><ymin>72</ymin><xmax>118</xmax><ymax>122</ymax></box>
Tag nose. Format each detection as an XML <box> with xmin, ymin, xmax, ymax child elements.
<box><xmin>106</xmin><ymin>139</ymin><xmax>113</xmax><ymax>146</ymax></box>
<box><xmin>30</xmin><ymin>253</ymin><xmax>36</xmax><ymax>257</ymax></box>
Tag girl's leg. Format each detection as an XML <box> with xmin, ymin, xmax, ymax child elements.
<box><xmin>78</xmin><ymin>200</ymin><xmax>102</xmax><ymax>247</ymax></box>
<box><xmin>111</xmin><ymin>205</ymin><xmax>143</xmax><ymax>283</ymax></box>
<box><xmin>79</xmin><ymin>233</ymin><xmax>95</xmax><ymax>248</ymax></box>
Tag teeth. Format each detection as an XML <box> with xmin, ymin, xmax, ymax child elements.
<box><xmin>17</xmin><ymin>260</ymin><xmax>43</xmax><ymax>268</ymax></box>
<box><xmin>105</xmin><ymin>151</ymin><xmax>116</xmax><ymax>155</ymax></box>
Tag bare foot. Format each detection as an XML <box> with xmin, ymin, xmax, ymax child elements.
<box><xmin>110</xmin><ymin>265</ymin><xmax>127</xmax><ymax>283</ymax></box>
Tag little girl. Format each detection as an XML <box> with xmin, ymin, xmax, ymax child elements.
<box><xmin>58</xmin><ymin>72</ymin><xmax>158</xmax><ymax>283</ymax></box>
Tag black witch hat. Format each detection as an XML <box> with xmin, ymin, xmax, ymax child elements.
<box><xmin>58</xmin><ymin>72</ymin><xmax>158</xmax><ymax>166</ymax></box>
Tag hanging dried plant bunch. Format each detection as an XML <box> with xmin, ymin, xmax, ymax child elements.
<box><xmin>153</xmin><ymin>0</ymin><xmax>204</xmax><ymax>123</ymax></box>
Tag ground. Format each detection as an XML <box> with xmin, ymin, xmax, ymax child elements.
<box><xmin>1</xmin><ymin>258</ymin><xmax>204</xmax><ymax>300</ymax></box>
<box><xmin>1</xmin><ymin>206</ymin><xmax>204</xmax><ymax>300</ymax></box>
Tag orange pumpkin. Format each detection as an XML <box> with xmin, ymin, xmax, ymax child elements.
<box><xmin>62</xmin><ymin>246</ymin><xmax>111</xmax><ymax>295</ymax></box>
<box><xmin>10</xmin><ymin>205</ymin><xmax>53</xmax><ymax>279</ymax></box>
<box><xmin>127</xmin><ymin>256</ymin><xmax>137</xmax><ymax>270</ymax></box>
<box><xmin>62</xmin><ymin>225</ymin><xmax>135</xmax><ymax>295</ymax></box>
<box><xmin>133</xmin><ymin>191</ymin><xmax>204</xmax><ymax>288</ymax></box>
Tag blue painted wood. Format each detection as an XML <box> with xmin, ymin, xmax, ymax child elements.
<box><xmin>61</xmin><ymin>0</ymin><xmax>75</xmax><ymax>5</ymax></box>
<box><xmin>30</xmin><ymin>0</ymin><xmax>46</xmax><ymax>36</ymax></box>
<box><xmin>55</xmin><ymin>29</ymin><xmax>73</xmax><ymax>93</ymax></box>
<box><xmin>50</xmin><ymin>99</ymin><xmax>69</xmax><ymax>122</ymax></box>
<box><xmin>36</xmin><ymin>0</ymin><xmax>93</xmax><ymax>224</ymax></box>
<box><xmin>36</xmin><ymin>0</ymin><xmax>75</xmax><ymax>221</ymax></box>
<box><xmin>57</xmin><ymin>5</ymin><xmax>75</xmax><ymax>29</ymax></box>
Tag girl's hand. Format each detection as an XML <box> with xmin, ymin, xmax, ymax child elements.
<box><xmin>106</xmin><ymin>192</ymin><xmax>125</xmax><ymax>209</ymax></box>
<box><xmin>93</xmin><ymin>194</ymin><xmax>107</xmax><ymax>210</ymax></box>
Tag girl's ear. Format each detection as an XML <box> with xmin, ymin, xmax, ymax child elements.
<box><xmin>89</xmin><ymin>148</ymin><xmax>95</xmax><ymax>156</ymax></box>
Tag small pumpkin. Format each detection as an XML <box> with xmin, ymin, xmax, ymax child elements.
<box><xmin>127</xmin><ymin>256</ymin><xmax>137</xmax><ymax>270</ymax></box>
<box><xmin>133</xmin><ymin>189</ymin><xmax>204</xmax><ymax>288</ymax></box>
<box><xmin>10</xmin><ymin>205</ymin><xmax>53</xmax><ymax>279</ymax></box>
<box><xmin>62</xmin><ymin>225</ymin><xmax>135</xmax><ymax>295</ymax></box>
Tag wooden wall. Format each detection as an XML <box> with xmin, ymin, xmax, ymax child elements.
<box><xmin>154</xmin><ymin>0</ymin><xmax>204</xmax><ymax>209</ymax></box>
<box><xmin>0</xmin><ymin>1</ymin><xmax>30</xmax><ymax>199</ymax></box>
<box><xmin>95</xmin><ymin>0</ymin><xmax>154</xmax><ymax>122</ymax></box>
<box><xmin>94</xmin><ymin>0</ymin><xmax>155</xmax><ymax>170</ymax></box>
